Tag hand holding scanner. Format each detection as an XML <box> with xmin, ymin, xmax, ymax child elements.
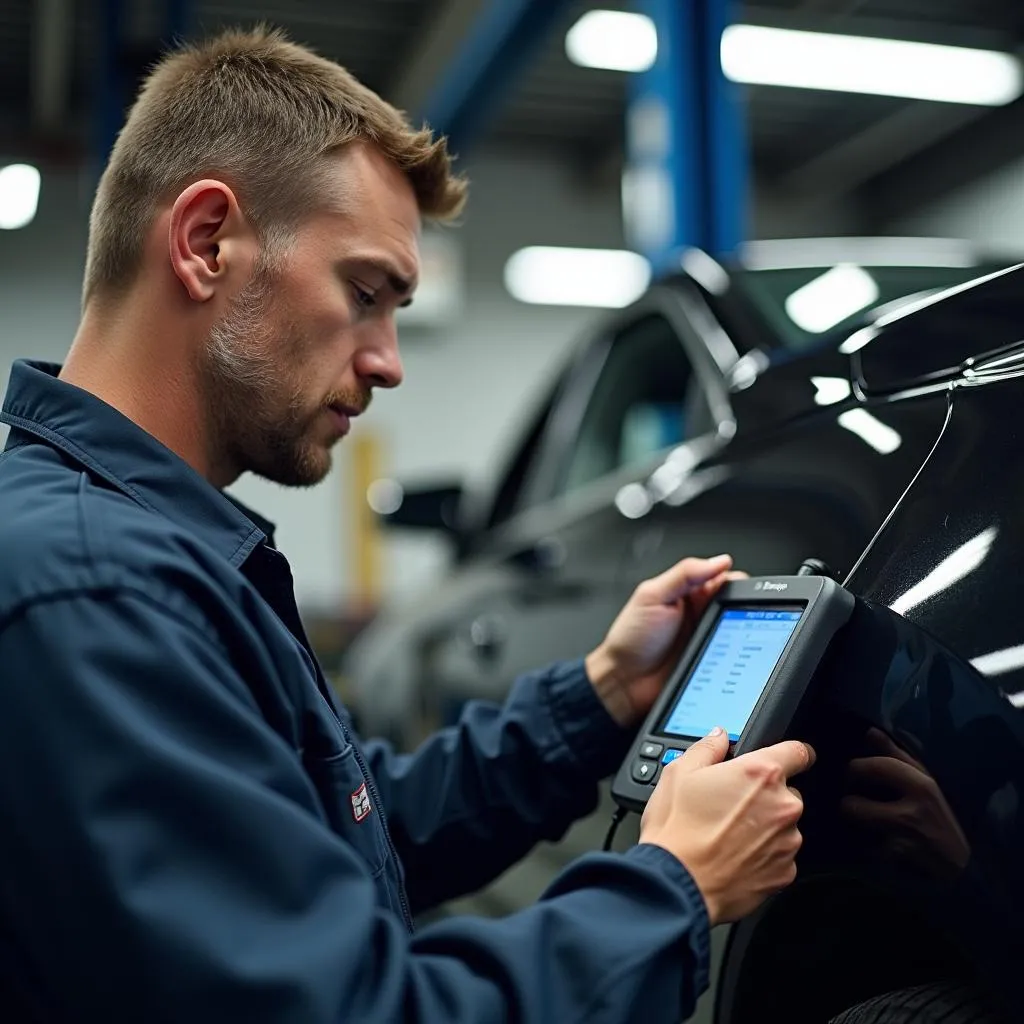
<box><xmin>611</xmin><ymin>570</ymin><xmax>853</xmax><ymax>812</ymax></box>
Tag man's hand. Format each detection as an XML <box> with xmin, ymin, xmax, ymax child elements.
<box><xmin>640</xmin><ymin>730</ymin><xmax>815</xmax><ymax>925</ymax></box>
<box><xmin>842</xmin><ymin>728</ymin><xmax>970</xmax><ymax>882</ymax></box>
<box><xmin>585</xmin><ymin>554</ymin><xmax>738</xmax><ymax>727</ymax></box>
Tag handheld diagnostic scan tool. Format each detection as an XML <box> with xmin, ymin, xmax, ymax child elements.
<box><xmin>611</xmin><ymin>564</ymin><xmax>854</xmax><ymax>813</ymax></box>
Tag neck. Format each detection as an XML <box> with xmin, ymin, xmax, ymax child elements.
<box><xmin>61</xmin><ymin>290</ymin><xmax>232</xmax><ymax>486</ymax></box>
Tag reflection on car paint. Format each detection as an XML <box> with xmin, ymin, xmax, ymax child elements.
<box><xmin>720</xmin><ymin>596</ymin><xmax>1022</xmax><ymax>1023</ymax></box>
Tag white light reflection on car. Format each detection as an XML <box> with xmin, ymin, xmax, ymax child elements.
<box><xmin>891</xmin><ymin>527</ymin><xmax>998</xmax><ymax>616</ymax></box>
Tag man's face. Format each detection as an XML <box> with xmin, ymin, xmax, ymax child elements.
<box><xmin>200</xmin><ymin>143</ymin><xmax>418</xmax><ymax>487</ymax></box>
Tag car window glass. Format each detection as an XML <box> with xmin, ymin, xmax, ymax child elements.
<box><xmin>733</xmin><ymin>263</ymin><xmax>1014</xmax><ymax>353</ymax></box>
<box><xmin>559</xmin><ymin>314</ymin><xmax>707</xmax><ymax>495</ymax></box>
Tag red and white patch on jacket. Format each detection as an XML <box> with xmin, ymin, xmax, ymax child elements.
<box><xmin>350</xmin><ymin>782</ymin><xmax>372</xmax><ymax>822</ymax></box>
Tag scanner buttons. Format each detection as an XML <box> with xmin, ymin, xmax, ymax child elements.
<box><xmin>630</xmin><ymin>757</ymin><xmax>659</xmax><ymax>785</ymax></box>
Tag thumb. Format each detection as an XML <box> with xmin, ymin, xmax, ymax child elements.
<box><xmin>647</xmin><ymin>555</ymin><xmax>733</xmax><ymax>604</ymax></box>
<box><xmin>672</xmin><ymin>727</ymin><xmax>730</xmax><ymax>774</ymax></box>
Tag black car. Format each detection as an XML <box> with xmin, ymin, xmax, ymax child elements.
<box><xmin>345</xmin><ymin>240</ymin><xmax>1024</xmax><ymax>1022</ymax></box>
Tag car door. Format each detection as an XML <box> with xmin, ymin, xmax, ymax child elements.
<box><xmin>411</xmin><ymin>288</ymin><xmax>732</xmax><ymax>742</ymax></box>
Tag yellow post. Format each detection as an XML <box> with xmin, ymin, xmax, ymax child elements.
<box><xmin>349</xmin><ymin>431</ymin><xmax>383</xmax><ymax>615</ymax></box>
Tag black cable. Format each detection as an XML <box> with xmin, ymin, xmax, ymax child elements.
<box><xmin>602</xmin><ymin>807</ymin><xmax>629</xmax><ymax>852</ymax></box>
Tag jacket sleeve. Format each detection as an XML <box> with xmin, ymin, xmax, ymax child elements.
<box><xmin>357</xmin><ymin>660</ymin><xmax>638</xmax><ymax>912</ymax></box>
<box><xmin>0</xmin><ymin>590</ymin><xmax>710</xmax><ymax>1024</ymax></box>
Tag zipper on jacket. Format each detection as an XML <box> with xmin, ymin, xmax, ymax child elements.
<box><xmin>337</xmin><ymin>715</ymin><xmax>415</xmax><ymax>931</ymax></box>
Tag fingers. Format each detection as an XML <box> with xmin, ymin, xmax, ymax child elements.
<box><xmin>670</xmin><ymin>727</ymin><xmax>730</xmax><ymax>774</ymax></box>
<box><xmin>846</xmin><ymin>755</ymin><xmax>925</xmax><ymax>792</ymax></box>
<box><xmin>687</xmin><ymin>570</ymin><xmax>746</xmax><ymax>617</ymax></box>
<box><xmin>864</xmin><ymin>727</ymin><xmax>928</xmax><ymax>772</ymax></box>
<box><xmin>709</xmin><ymin>569</ymin><xmax>748</xmax><ymax>589</ymax></box>
<box><xmin>696</xmin><ymin>569</ymin><xmax>746</xmax><ymax>598</ymax></box>
<box><xmin>781</xmin><ymin>824</ymin><xmax>803</xmax><ymax>858</ymax></box>
<box><xmin>747</xmin><ymin>739</ymin><xmax>817</xmax><ymax>779</ymax></box>
<box><xmin>646</xmin><ymin>555</ymin><xmax>733</xmax><ymax>604</ymax></box>
<box><xmin>840</xmin><ymin>793</ymin><xmax>905</xmax><ymax>829</ymax></box>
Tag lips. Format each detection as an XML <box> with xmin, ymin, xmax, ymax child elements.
<box><xmin>326</xmin><ymin>405</ymin><xmax>352</xmax><ymax>433</ymax></box>
<box><xmin>329</xmin><ymin>402</ymin><xmax>363</xmax><ymax>419</ymax></box>
<box><xmin>323</xmin><ymin>392</ymin><xmax>370</xmax><ymax>437</ymax></box>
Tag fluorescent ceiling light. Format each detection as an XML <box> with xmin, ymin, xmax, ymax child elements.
<box><xmin>0</xmin><ymin>164</ymin><xmax>41</xmax><ymax>230</ymax></box>
<box><xmin>811</xmin><ymin>376</ymin><xmax>852</xmax><ymax>406</ymax></box>
<box><xmin>838</xmin><ymin>409</ymin><xmax>902</xmax><ymax>454</ymax></box>
<box><xmin>741</xmin><ymin>237</ymin><xmax>980</xmax><ymax>270</ymax></box>
<box><xmin>504</xmin><ymin>247</ymin><xmax>651</xmax><ymax>308</ymax></box>
<box><xmin>722</xmin><ymin>25</ymin><xmax>1023</xmax><ymax>106</ymax></box>
<box><xmin>891</xmin><ymin>527</ymin><xmax>997</xmax><ymax>616</ymax></box>
<box><xmin>566</xmin><ymin>10</ymin><xmax>658</xmax><ymax>73</ymax></box>
<box><xmin>785</xmin><ymin>264</ymin><xmax>879</xmax><ymax>333</ymax></box>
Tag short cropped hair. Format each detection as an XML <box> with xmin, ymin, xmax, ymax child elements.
<box><xmin>83</xmin><ymin>25</ymin><xmax>468</xmax><ymax>305</ymax></box>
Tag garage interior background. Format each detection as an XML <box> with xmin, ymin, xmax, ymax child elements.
<box><xmin>2</xmin><ymin>0</ymin><xmax>1024</xmax><ymax>643</ymax></box>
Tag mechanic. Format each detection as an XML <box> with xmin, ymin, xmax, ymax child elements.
<box><xmin>0</xmin><ymin>28</ymin><xmax>814</xmax><ymax>1023</ymax></box>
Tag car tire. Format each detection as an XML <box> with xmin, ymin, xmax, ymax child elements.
<box><xmin>828</xmin><ymin>982</ymin><xmax>1007</xmax><ymax>1023</ymax></box>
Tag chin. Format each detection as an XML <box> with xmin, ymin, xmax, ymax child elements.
<box><xmin>254</xmin><ymin>447</ymin><xmax>333</xmax><ymax>489</ymax></box>
<box><xmin>291</xmin><ymin>447</ymin><xmax>334</xmax><ymax>488</ymax></box>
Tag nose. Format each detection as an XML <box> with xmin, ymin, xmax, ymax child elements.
<box><xmin>355</xmin><ymin>321</ymin><xmax>404</xmax><ymax>390</ymax></box>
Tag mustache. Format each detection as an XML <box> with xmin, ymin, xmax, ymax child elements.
<box><xmin>323</xmin><ymin>388</ymin><xmax>372</xmax><ymax>415</ymax></box>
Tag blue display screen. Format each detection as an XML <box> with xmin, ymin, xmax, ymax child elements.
<box><xmin>660</xmin><ymin>608</ymin><xmax>803</xmax><ymax>742</ymax></box>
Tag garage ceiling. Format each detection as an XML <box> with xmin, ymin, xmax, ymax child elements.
<box><xmin>2</xmin><ymin>0</ymin><xmax>1023</xmax><ymax>225</ymax></box>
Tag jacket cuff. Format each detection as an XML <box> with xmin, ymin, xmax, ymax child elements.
<box><xmin>625</xmin><ymin>843</ymin><xmax>711</xmax><ymax>993</ymax></box>
<box><xmin>542</xmin><ymin>658</ymin><xmax>637</xmax><ymax>780</ymax></box>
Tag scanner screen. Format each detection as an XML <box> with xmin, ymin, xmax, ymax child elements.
<box><xmin>660</xmin><ymin>608</ymin><xmax>802</xmax><ymax>742</ymax></box>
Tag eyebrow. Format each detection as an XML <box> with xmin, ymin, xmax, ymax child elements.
<box><xmin>358</xmin><ymin>258</ymin><xmax>417</xmax><ymax>306</ymax></box>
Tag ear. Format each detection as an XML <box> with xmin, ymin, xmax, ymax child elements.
<box><xmin>168</xmin><ymin>180</ymin><xmax>254</xmax><ymax>302</ymax></box>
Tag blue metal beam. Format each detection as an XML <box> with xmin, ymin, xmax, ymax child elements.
<box><xmin>94</xmin><ymin>0</ymin><xmax>125</xmax><ymax>170</ymax></box>
<box><xmin>94</xmin><ymin>0</ymin><xmax>193</xmax><ymax>170</ymax></box>
<box><xmin>166</xmin><ymin>0</ymin><xmax>192</xmax><ymax>41</ymax></box>
<box><xmin>626</xmin><ymin>0</ymin><xmax>748</xmax><ymax>271</ymax></box>
<box><xmin>418</xmin><ymin>0</ymin><xmax>574</xmax><ymax>154</ymax></box>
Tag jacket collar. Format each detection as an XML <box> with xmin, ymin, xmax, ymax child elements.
<box><xmin>1</xmin><ymin>359</ymin><xmax>273</xmax><ymax>567</ymax></box>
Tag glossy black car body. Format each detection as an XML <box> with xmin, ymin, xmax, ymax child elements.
<box><xmin>346</xmin><ymin>244</ymin><xmax>1024</xmax><ymax>1020</ymax></box>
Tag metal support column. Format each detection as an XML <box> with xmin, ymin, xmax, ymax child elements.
<box><xmin>94</xmin><ymin>0</ymin><xmax>125</xmax><ymax>171</ymax></box>
<box><xmin>94</xmin><ymin>0</ymin><xmax>192</xmax><ymax>170</ymax></box>
<box><xmin>419</xmin><ymin>0</ymin><xmax>573</xmax><ymax>154</ymax></box>
<box><xmin>625</xmin><ymin>0</ymin><xmax>748</xmax><ymax>272</ymax></box>
<box><xmin>165</xmin><ymin>0</ymin><xmax>191</xmax><ymax>41</ymax></box>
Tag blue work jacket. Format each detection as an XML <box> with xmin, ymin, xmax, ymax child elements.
<box><xmin>0</xmin><ymin>360</ymin><xmax>710</xmax><ymax>1023</ymax></box>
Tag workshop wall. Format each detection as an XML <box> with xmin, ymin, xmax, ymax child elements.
<box><xmin>890</xmin><ymin>156</ymin><xmax>1024</xmax><ymax>251</ymax></box>
<box><xmin>0</xmin><ymin>169</ymin><xmax>89</xmax><ymax>374</ymax></box>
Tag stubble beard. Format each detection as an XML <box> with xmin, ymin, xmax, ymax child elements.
<box><xmin>200</xmin><ymin>263</ymin><xmax>332</xmax><ymax>488</ymax></box>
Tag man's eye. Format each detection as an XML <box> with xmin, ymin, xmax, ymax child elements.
<box><xmin>353</xmin><ymin>285</ymin><xmax>377</xmax><ymax>309</ymax></box>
